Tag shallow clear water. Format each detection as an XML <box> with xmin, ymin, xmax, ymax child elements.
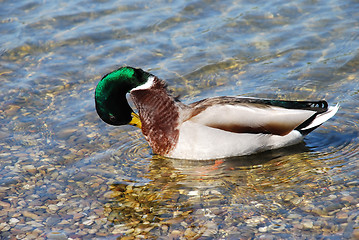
<box><xmin>1</xmin><ymin>0</ymin><xmax>358</xmax><ymax>239</ymax></box>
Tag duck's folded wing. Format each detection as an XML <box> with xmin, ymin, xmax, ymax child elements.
<box><xmin>187</xmin><ymin>97</ymin><xmax>331</xmax><ymax>136</ymax></box>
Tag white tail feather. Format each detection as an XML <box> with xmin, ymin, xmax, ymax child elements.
<box><xmin>301</xmin><ymin>104</ymin><xmax>339</xmax><ymax>130</ymax></box>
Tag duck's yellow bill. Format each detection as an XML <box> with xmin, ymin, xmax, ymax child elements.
<box><xmin>129</xmin><ymin>112</ymin><xmax>142</xmax><ymax>129</ymax></box>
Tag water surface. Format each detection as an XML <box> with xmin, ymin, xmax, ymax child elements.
<box><xmin>1</xmin><ymin>0</ymin><xmax>358</xmax><ymax>239</ymax></box>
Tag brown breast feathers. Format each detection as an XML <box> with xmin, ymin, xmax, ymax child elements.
<box><xmin>130</xmin><ymin>78</ymin><xmax>180</xmax><ymax>155</ymax></box>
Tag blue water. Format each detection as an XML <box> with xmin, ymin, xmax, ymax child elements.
<box><xmin>1</xmin><ymin>0</ymin><xmax>358</xmax><ymax>239</ymax></box>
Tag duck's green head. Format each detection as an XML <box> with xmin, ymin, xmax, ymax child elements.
<box><xmin>95</xmin><ymin>66</ymin><xmax>151</xmax><ymax>126</ymax></box>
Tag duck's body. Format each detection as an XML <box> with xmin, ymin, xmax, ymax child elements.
<box><xmin>95</xmin><ymin>67</ymin><xmax>339</xmax><ymax>160</ymax></box>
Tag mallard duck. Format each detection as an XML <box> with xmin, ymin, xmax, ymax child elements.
<box><xmin>95</xmin><ymin>66</ymin><xmax>339</xmax><ymax>160</ymax></box>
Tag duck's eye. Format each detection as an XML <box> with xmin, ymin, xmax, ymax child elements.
<box><xmin>109</xmin><ymin>114</ymin><xmax>116</xmax><ymax>121</ymax></box>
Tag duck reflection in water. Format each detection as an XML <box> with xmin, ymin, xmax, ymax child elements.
<box><xmin>104</xmin><ymin>143</ymin><xmax>326</xmax><ymax>239</ymax></box>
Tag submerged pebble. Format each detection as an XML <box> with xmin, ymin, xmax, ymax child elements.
<box><xmin>302</xmin><ymin>220</ymin><xmax>314</xmax><ymax>230</ymax></box>
<box><xmin>47</xmin><ymin>231</ymin><xmax>68</xmax><ymax>240</ymax></box>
